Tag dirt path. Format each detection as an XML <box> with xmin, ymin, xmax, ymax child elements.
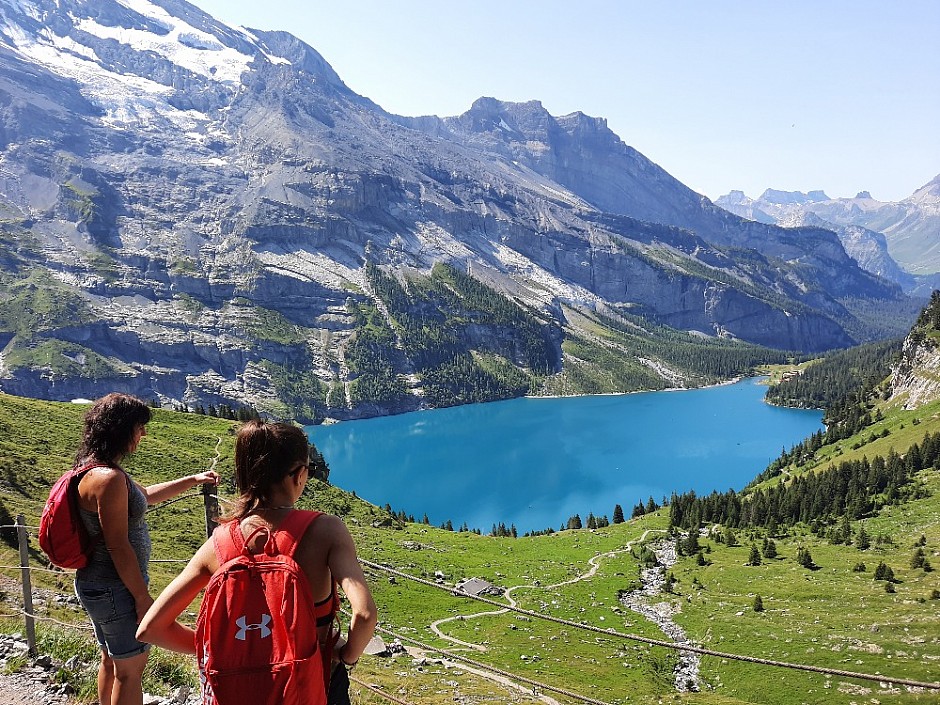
<box><xmin>424</xmin><ymin>529</ymin><xmax>667</xmax><ymax>703</ymax></box>
<box><xmin>0</xmin><ymin>671</ymin><xmax>67</xmax><ymax>705</ymax></box>
<box><xmin>430</xmin><ymin>528</ymin><xmax>667</xmax><ymax>646</ymax></box>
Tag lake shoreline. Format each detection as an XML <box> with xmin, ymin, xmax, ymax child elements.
<box><xmin>310</xmin><ymin>377</ymin><xmax>823</xmax><ymax>534</ymax></box>
<box><xmin>529</xmin><ymin>375</ymin><xmax>746</xmax><ymax>401</ymax></box>
<box><xmin>321</xmin><ymin>375</ymin><xmax>752</xmax><ymax>425</ymax></box>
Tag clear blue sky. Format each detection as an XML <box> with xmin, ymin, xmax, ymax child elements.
<box><xmin>195</xmin><ymin>0</ymin><xmax>939</xmax><ymax>203</ymax></box>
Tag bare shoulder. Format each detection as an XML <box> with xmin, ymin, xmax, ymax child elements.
<box><xmin>86</xmin><ymin>465</ymin><xmax>122</xmax><ymax>480</ymax></box>
<box><xmin>80</xmin><ymin>465</ymin><xmax>127</xmax><ymax>493</ymax></box>
<box><xmin>310</xmin><ymin>512</ymin><xmax>349</xmax><ymax>537</ymax></box>
<box><xmin>300</xmin><ymin>512</ymin><xmax>352</xmax><ymax>550</ymax></box>
<box><xmin>194</xmin><ymin>535</ymin><xmax>220</xmax><ymax>573</ymax></box>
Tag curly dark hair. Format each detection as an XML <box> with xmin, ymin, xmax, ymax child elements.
<box><xmin>76</xmin><ymin>393</ymin><xmax>152</xmax><ymax>465</ymax></box>
<box><xmin>230</xmin><ymin>420</ymin><xmax>309</xmax><ymax>519</ymax></box>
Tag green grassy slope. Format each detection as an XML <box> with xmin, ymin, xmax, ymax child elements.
<box><xmin>0</xmin><ymin>391</ymin><xmax>938</xmax><ymax>704</ymax></box>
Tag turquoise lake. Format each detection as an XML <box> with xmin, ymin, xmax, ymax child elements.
<box><xmin>307</xmin><ymin>378</ymin><xmax>823</xmax><ymax>533</ymax></box>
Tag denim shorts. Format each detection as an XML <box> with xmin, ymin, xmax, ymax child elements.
<box><xmin>75</xmin><ymin>580</ymin><xmax>150</xmax><ymax>659</ymax></box>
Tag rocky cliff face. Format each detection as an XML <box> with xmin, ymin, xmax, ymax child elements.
<box><xmin>405</xmin><ymin>99</ymin><xmax>895</xmax><ymax>276</ymax></box>
<box><xmin>0</xmin><ymin>0</ymin><xmax>916</xmax><ymax>419</ymax></box>
<box><xmin>889</xmin><ymin>334</ymin><xmax>940</xmax><ymax>410</ymax></box>
<box><xmin>889</xmin><ymin>292</ymin><xmax>940</xmax><ymax>409</ymax></box>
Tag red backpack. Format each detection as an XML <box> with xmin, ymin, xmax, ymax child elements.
<box><xmin>39</xmin><ymin>462</ymin><xmax>106</xmax><ymax>569</ymax></box>
<box><xmin>195</xmin><ymin>511</ymin><xmax>327</xmax><ymax>705</ymax></box>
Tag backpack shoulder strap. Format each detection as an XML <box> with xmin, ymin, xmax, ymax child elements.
<box><xmin>274</xmin><ymin>510</ymin><xmax>323</xmax><ymax>558</ymax></box>
<box><xmin>212</xmin><ymin>520</ymin><xmax>245</xmax><ymax>565</ymax></box>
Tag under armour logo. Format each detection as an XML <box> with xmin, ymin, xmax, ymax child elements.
<box><xmin>234</xmin><ymin>614</ymin><xmax>272</xmax><ymax>641</ymax></box>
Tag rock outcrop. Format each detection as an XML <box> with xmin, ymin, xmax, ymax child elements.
<box><xmin>889</xmin><ymin>292</ymin><xmax>940</xmax><ymax>409</ymax></box>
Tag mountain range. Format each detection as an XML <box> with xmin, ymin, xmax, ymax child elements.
<box><xmin>0</xmin><ymin>0</ymin><xmax>922</xmax><ymax>420</ymax></box>
<box><xmin>716</xmin><ymin>178</ymin><xmax>940</xmax><ymax>291</ymax></box>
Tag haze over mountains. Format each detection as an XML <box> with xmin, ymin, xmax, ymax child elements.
<box><xmin>0</xmin><ymin>0</ymin><xmax>925</xmax><ymax>419</ymax></box>
<box><xmin>717</xmin><ymin>177</ymin><xmax>940</xmax><ymax>291</ymax></box>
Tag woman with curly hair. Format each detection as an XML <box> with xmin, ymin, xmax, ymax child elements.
<box><xmin>74</xmin><ymin>393</ymin><xmax>219</xmax><ymax>705</ymax></box>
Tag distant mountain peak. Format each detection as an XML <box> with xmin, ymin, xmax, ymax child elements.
<box><xmin>758</xmin><ymin>188</ymin><xmax>829</xmax><ymax>205</ymax></box>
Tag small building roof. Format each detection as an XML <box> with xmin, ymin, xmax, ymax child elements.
<box><xmin>454</xmin><ymin>577</ymin><xmax>494</xmax><ymax>596</ymax></box>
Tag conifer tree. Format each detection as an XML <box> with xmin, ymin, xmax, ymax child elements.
<box><xmin>678</xmin><ymin>531</ymin><xmax>700</xmax><ymax>556</ymax></box>
<box><xmin>839</xmin><ymin>515</ymin><xmax>853</xmax><ymax>545</ymax></box>
<box><xmin>855</xmin><ymin>524</ymin><xmax>871</xmax><ymax>550</ymax></box>
<box><xmin>748</xmin><ymin>544</ymin><xmax>762</xmax><ymax>566</ymax></box>
<box><xmin>724</xmin><ymin>527</ymin><xmax>737</xmax><ymax>547</ymax></box>
<box><xmin>613</xmin><ymin>504</ymin><xmax>625</xmax><ymax>524</ymax></box>
<box><xmin>796</xmin><ymin>546</ymin><xmax>815</xmax><ymax>569</ymax></box>
<box><xmin>753</xmin><ymin>594</ymin><xmax>764</xmax><ymax>612</ymax></box>
<box><xmin>762</xmin><ymin>538</ymin><xmax>777</xmax><ymax>559</ymax></box>
<box><xmin>874</xmin><ymin>561</ymin><xmax>895</xmax><ymax>581</ymax></box>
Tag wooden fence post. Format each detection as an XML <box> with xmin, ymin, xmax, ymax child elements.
<box><xmin>15</xmin><ymin>515</ymin><xmax>36</xmax><ymax>656</ymax></box>
<box><xmin>202</xmin><ymin>483</ymin><xmax>219</xmax><ymax>538</ymax></box>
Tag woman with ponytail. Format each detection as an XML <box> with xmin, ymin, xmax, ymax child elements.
<box><xmin>137</xmin><ymin>420</ymin><xmax>376</xmax><ymax>703</ymax></box>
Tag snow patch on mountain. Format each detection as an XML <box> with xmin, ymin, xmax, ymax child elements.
<box><xmin>9</xmin><ymin>26</ymin><xmax>216</xmax><ymax>132</ymax></box>
<box><xmin>76</xmin><ymin>12</ymin><xmax>250</xmax><ymax>85</ymax></box>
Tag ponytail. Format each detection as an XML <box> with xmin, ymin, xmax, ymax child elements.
<box><xmin>230</xmin><ymin>420</ymin><xmax>309</xmax><ymax>519</ymax></box>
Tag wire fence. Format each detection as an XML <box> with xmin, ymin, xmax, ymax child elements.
<box><xmin>2</xmin><ymin>483</ymin><xmax>219</xmax><ymax>656</ymax></box>
<box><xmin>357</xmin><ymin>612</ymin><xmax>613</xmax><ymax>705</ymax></box>
<box><xmin>358</xmin><ymin>560</ymin><xmax>940</xmax><ymax>693</ymax></box>
<box><xmin>3</xmin><ymin>491</ymin><xmax>939</xmax><ymax>704</ymax></box>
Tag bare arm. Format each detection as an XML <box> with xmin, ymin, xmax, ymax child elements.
<box><xmin>93</xmin><ymin>469</ymin><xmax>152</xmax><ymax>620</ymax></box>
<box><xmin>137</xmin><ymin>539</ymin><xmax>217</xmax><ymax>654</ymax></box>
<box><xmin>141</xmin><ymin>471</ymin><xmax>219</xmax><ymax>505</ymax></box>
<box><xmin>326</xmin><ymin>518</ymin><xmax>377</xmax><ymax>665</ymax></box>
